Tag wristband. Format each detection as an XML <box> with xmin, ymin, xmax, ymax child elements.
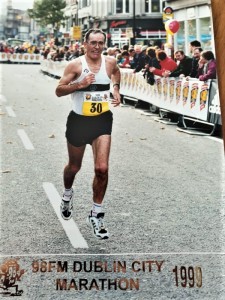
<box><xmin>113</xmin><ymin>83</ymin><xmax>120</xmax><ymax>89</ymax></box>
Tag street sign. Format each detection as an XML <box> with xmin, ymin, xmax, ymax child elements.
<box><xmin>71</xmin><ymin>26</ymin><xmax>81</xmax><ymax>40</ymax></box>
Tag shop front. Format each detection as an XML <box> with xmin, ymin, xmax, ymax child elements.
<box><xmin>172</xmin><ymin>4</ymin><xmax>213</xmax><ymax>54</ymax></box>
<box><xmin>108</xmin><ymin>18</ymin><xmax>166</xmax><ymax>48</ymax></box>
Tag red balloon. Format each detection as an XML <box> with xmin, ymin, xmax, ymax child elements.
<box><xmin>165</xmin><ymin>19</ymin><xmax>180</xmax><ymax>34</ymax></box>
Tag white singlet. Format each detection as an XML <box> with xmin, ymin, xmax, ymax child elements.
<box><xmin>71</xmin><ymin>55</ymin><xmax>111</xmax><ymax>116</ymax></box>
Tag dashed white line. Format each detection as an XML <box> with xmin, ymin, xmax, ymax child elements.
<box><xmin>5</xmin><ymin>106</ymin><xmax>16</xmax><ymax>117</ymax></box>
<box><xmin>17</xmin><ymin>129</ymin><xmax>34</xmax><ymax>150</ymax></box>
<box><xmin>43</xmin><ymin>182</ymin><xmax>88</xmax><ymax>249</ymax></box>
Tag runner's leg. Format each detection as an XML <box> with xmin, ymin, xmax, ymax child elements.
<box><xmin>91</xmin><ymin>134</ymin><xmax>111</xmax><ymax>204</ymax></box>
<box><xmin>64</xmin><ymin>141</ymin><xmax>86</xmax><ymax>189</ymax></box>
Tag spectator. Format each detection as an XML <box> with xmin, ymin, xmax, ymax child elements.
<box><xmin>118</xmin><ymin>50</ymin><xmax>131</xmax><ymax>68</ymax></box>
<box><xmin>78</xmin><ymin>45</ymin><xmax>85</xmax><ymax>56</ymax></box>
<box><xmin>42</xmin><ymin>46</ymin><xmax>50</xmax><ymax>59</ymax></box>
<box><xmin>114</xmin><ymin>48</ymin><xmax>121</xmax><ymax>57</ymax></box>
<box><xmin>128</xmin><ymin>48</ymin><xmax>136</xmax><ymax>69</ymax></box>
<box><xmin>116</xmin><ymin>52</ymin><xmax>123</xmax><ymax>65</ymax></box>
<box><xmin>122</xmin><ymin>44</ymin><xmax>129</xmax><ymax>51</ymax></box>
<box><xmin>198</xmin><ymin>50</ymin><xmax>217</xmax><ymax>81</ymax></box>
<box><xmin>133</xmin><ymin>45</ymin><xmax>148</xmax><ymax>73</ymax></box>
<box><xmin>143</xmin><ymin>47</ymin><xmax>161</xmax><ymax>84</ymax></box>
<box><xmin>187</xmin><ymin>47</ymin><xmax>203</xmax><ymax>78</ymax></box>
<box><xmin>149</xmin><ymin>50</ymin><xmax>177</xmax><ymax>77</ymax></box>
<box><xmin>107</xmin><ymin>47</ymin><xmax>116</xmax><ymax>57</ymax></box>
<box><xmin>165</xmin><ymin>50</ymin><xmax>192</xmax><ymax>78</ymax></box>
<box><xmin>189</xmin><ymin>40</ymin><xmax>201</xmax><ymax>54</ymax></box>
<box><xmin>145</xmin><ymin>47</ymin><xmax>160</xmax><ymax>70</ymax></box>
<box><xmin>131</xmin><ymin>44</ymin><xmax>142</xmax><ymax>70</ymax></box>
<box><xmin>33</xmin><ymin>46</ymin><xmax>40</xmax><ymax>54</ymax></box>
<box><xmin>64</xmin><ymin>45</ymin><xmax>71</xmax><ymax>61</ymax></box>
<box><xmin>52</xmin><ymin>48</ymin><xmax>65</xmax><ymax>61</ymax></box>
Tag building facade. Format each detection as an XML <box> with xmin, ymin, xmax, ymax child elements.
<box><xmin>164</xmin><ymin>0</ymin><xmax>213</xmax><ymax>54</ymax></box>
<box><xmin>3</xmin><ymin>3</ymin><xmax>31</xmax><ymax>41</ymax></box>
<box><xmin>63</xmin><ymin>0</ymin><xmax>167</xmax><ymax>47</ymax></box>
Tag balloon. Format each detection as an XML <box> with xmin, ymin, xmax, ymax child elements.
<box><xmin>165</xmin><ymin>19</ymin><xmax>180</xmax><ymax>34</ymax></box>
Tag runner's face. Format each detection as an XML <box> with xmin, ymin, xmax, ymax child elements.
<box><xmin>85</xmin><ymin>33</ymin><xmax>105</xmax><ymax>59</ymax></box>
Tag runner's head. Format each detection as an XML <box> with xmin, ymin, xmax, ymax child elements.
<box><xmin>84</xmin><ymin>29</ymin><xmax>106</xmax><ymax>58</ymax></box>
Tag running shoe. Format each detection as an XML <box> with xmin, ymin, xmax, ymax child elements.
<box><xmin>86</xmin><ymin>212</ymin><xmax>109</xmax><ymax>239</ymax></box>
<box><xmin>60</xmin><ymin>189</ymin><xmax>73</xmax><ymax>220</ymax></box>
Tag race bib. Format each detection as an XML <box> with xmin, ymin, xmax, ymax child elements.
<box><xmin>82</xmin><ymin>91</ymin><xmax>110</xmax><ymax>116</ymax></box>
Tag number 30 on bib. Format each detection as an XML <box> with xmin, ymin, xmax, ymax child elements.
<box><xmin>82</xmin><ymin>92</ymin><xmax>110</xmax><ymax>116</ymax></box>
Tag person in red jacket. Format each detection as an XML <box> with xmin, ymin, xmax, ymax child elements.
<box><xmin>118</xmin><ymin>50</ymin><xmax>131</xmax><ymax>68</ymax></box>
<box><xmin>149</xmin><ymin>50</ymin><xmax>177</xmax><ymax>77</ymax></box>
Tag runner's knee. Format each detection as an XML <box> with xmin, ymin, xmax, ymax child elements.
<box><xmin>94</xmin><ymin>164</ymin><xmax>108</xmax><ymax>177</ymax></box>
<box><xmin>67</xmin><ymin>163</ymin><xmax>81</xmax><ymax>174</ymax></box>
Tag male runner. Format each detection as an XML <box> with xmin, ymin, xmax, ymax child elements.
<box><xmin>55</xmin><ymin>29</ymin><xmax>121</xmax><ymax>239</ymax></box>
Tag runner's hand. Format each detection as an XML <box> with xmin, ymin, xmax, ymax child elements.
<box><xmin>111</xmin><ymin>91</ymin><xmax>121</xmax><ymax>107</ymax></box>
<box><xmin>80</xmin><ymin>73</ymin><xmax>96</xmax><ymax>88</ymax></box>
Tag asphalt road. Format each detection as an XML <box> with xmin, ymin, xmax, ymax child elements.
<box><xmin>0</xmin><ymin>63</ymin><xmax>224</xmax><ymax>299</ymax></box>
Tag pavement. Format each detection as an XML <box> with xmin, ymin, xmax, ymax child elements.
<box><xmin>0</xmin><ymin>64</ymin><xmax>225</xmax><ymax>299</ymax></box>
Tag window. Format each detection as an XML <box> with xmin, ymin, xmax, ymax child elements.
<box><xmin>79</xmin><ymin>0</ymin><xmax>90</xmax><ymax>8</ymax></box>
<box><xmin>116</xmin><ymin>0</ymin><xmax>129</xmax><ymax>14</ymax></box>
<box><xmin>151</xmin><ymin>0</ymin><xmax>160</xmax><ymax>12</ymax></box>
<box><xmin>199</xmin><ymin>17</ymin><xmax>211</xmax><ymax>50</ymax></box>
<box><xmin>187</xmin><ymin>19</ymin><xmax>197</xmax><ymax>43</ymax></box>
<box><xmin>176</xmin><ymin>21</ymin><xmax>185</xmax><ymax>50</ymax></box>
<box><xmin>145</xmin><ymin>0</ymin><xmax>161</xmax><ymax>13</ymax></box>
<box><xmin>126</xmin><ymin>0</ymin><xmax>129</xmax><ymax>13</ymax></box>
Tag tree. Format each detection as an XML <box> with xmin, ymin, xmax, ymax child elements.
<box><xmin>28</xmin><ymin>0</ymin><xmax>67</xmax><ymax>37</ymax></box>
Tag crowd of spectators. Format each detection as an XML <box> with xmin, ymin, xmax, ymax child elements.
<box><xmin>0</xmin><ymin>38</ymin><xmax>217</xmax><ymax>82</ymax></box>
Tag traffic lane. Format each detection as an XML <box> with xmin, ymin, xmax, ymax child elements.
<box><xmin>109</xmin><ymin>106</ymin><xmax>223</xmax><ymax>252</ymax></box>
<box><xmin>1</xmin><ymin>64</ymin><xmax>223</xmax><ymax>255</ymax></box>
<box><xmin>1</xmin><ymin>100</ymin><xmax>223</xmax><ymax>255</ymax></box>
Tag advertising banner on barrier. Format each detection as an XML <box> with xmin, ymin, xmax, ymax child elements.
<box><xmin>120</xmin><ymin>70</ymin><xmax>213</xmax><ymax>122</ymax></box>
<box><xmin>0</xmin><ymin>53</ymin><xmax>42</xmax><ymax>64</ymax></box>
<box><xmin>208</xmin><ymin>80</ymin><xmax>222</xmax><ymax>125</ymax></box>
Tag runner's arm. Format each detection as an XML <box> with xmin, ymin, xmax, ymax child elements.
<box><xmin>111</xmin><ymin>62</ymin><xmax>121</xmax><ymax>107</ymax></box>
<box><xmin>55</xmin><ymin>61</ymin><xmax>95</xmax><ymax>97</ymax></box>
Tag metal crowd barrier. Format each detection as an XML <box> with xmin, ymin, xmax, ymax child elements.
<box><xmin>0</xmin><ymin>52</ymin><xmax>42</xmax><ymax>64</ymax></box>
<box><xmin>40</xmin><ymin>60</ymin><xmax>222</xmax><ymax>136</ymax></box>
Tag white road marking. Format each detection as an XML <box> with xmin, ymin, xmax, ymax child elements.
<box><xmin>43</xmin><ymin>182</ymin><xmax>88</xmax><ymax>249</ymax></box>
<box><xmin>5</xmin><ymin>106</ymin><xmax>16</xmax><ymax>117</ymax></box>
<box><xmin>17</xmin><ymin>129</ymin><xmax>34</xmax><ymax>150</ymax></box>
<box><xmin>205</xmin><ymin>136</ymin><xmax>223</xmax><ymax>144</ymax></box>
<box><xmin>0</xmin><ymin>95</ymin><xmax>7</xmax><ymax>103</ymax></box>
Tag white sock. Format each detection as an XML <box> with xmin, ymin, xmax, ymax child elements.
<box><xmin>63</xmin><ymin>188</ymin><xmax>73</xmax><ymax>200</ymax></box>
<box><xmin>92</xmin><ymin>202</ymin><xmax>102</xmax><ymax>216</ymax></box>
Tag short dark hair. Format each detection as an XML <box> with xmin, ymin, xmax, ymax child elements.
<box><xmin>84</xmin><ymin>29</ymin><xmax>106</xmax><ymax>43</ymax></box>
<box><xmin>174</xmin><ymin>50</ymin><xmax>185</xmax><ymax>56</ymax></box>
<box><xmin>201</xmin><ymin>50</ymin><xmax>215</xmax><ymax>61</ymax></box>
<box><xmin>194</xmin><ymin>47</ymin><xmax>203</xmax><ymax>53</ymax></box>
<box><xmin>190</xmin><ymin>40</ymin><xmax>201</xmax><ymax>47</ymax></box>
<box><xmin>147</xmin><ymin>48</ymin><xmax>156</xmax><ymax>58</ymax></box>
<box><xmin>121</xmin><ymin>50</ymin><xmax>129</xmax><ymax>57</ymax></box>
<box><xmin>157</xmin><ymin>50</ymin><xmax>167</xmax><ymax>61</ymax></box>
<box><xmin>122</xmin><ymin>44</ymin><xmax>129</xmax><ymax>51</ymax></box>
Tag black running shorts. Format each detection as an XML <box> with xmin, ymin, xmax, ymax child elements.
<box><xmin>65</xmin><ymin>110</ymin><xmax>113</xmax><ymax>147</ymax></box>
